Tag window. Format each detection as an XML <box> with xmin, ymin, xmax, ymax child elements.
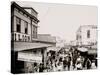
<box><xmin>22</xmin><ymin>35</ymin><xmax>24</xmax><ymax>41</ymax></box>
<box><xmin>16</xmin><ymin>17</ymin><xmax>21</xmax><ymax>32</ymax></box>
<box><xmin>76</xmin><ymin>34</ymin><xmax>81</xmax><ymax>40</ymax></box>
<box><xmin>18</xmin><ymin>34</ymin><xmax>20</xmax><ymax>41</ymax></box>
<box><xmin>80</xmin><ymin>35</ymin><xmax>81</xmax><ymax>39</ymax></box>
<box><xmin>35</xmin><ymin>28</ymin><xmax>37</xmax><ymax>38</ymax></box>
<box><xmin>15</xmin><ymin>33</ymin><xmax>16</xmax><ymax>41</ymax></box>
<box><xmin>25</xmin><ymin>36</ymin><xmax>26</xmax><ymax>42</ymax></box>
<box><xmin>87</xmin><ymin>30</ymin><xmax>90</xmax><ymax>38</ymax></box>
<box><xmin>28</xmin><ymin>36</ymin><xmax>30</xmax><ymax>41</ymax></box>
<box><xmin>32</xmin><ymin>26</ymin><xmax>37</xmax><ymax>38</ymax></box>
<box><xmin>76</xmin><ymin>35</ymin><xmax>79</xmax><ymax>40</ymax></box>
<box><xmin>24</xmin><ymin>21</ymin><xmax>28</xmax><ymax>34</ymax></box>
<box><xmin>33</xmin><ymin>30</ymin><xmax>35</xmax><ymax>38</ymax></box>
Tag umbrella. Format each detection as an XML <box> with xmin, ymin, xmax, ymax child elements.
<box><xmin>88</xmin><ymin>49</ymin><xmax>97</xmax><ymax>54</ymax></box>
<box><xmin>77</xmin><ymin>47</ymin><xmax>88</xmax><ymax>52</ymax></box>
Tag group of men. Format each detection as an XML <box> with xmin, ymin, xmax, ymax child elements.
<box><xmin>32</xmin><ymin>47</ymin><xmax>97</xmax><ymax>73</ymax></box>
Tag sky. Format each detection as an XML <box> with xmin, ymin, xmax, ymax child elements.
<box><xmin>16</xmin><ymin>1</ymin><xmax>97</xmax><ymax>43</ymax></box>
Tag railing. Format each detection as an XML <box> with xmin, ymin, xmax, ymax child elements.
<box><xmin>11</xmin><ymin>32</ymin><xmax>31</xmax><ymax>42</ymax></box>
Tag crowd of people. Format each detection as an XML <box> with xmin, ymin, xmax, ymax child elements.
<box><xmin>38</xmin><ymin>47</ymin><xmax>97</xmax><ymax>72</ymax></box>
<box><xmin>31</xmin><ymin>47</ymin><xmax>97</xmax><ymax>73</ymax></box>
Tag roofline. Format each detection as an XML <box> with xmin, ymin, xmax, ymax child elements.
<box><xmin>11</xmin><ymin>2</ymin><xmax>39</xmax><ymax>23</ymax></box>
<box><xmin>36</xmin><ymin>40</ymin><xmax>56</xmax><ymax>44</ymax></box>
<box><xmin>76</xmin><ymin>25</ymin><xmax>97</xmax><ymax>33</ymax></box>
<box><xmin>79</xmin><ymin>25</ymin><xmax>97</xmax><ymax>28</ymax></box>
<box><xmin>22</xmin><ymin>7</ymin><xmax>38</xmax><ymax>14</ymax></box>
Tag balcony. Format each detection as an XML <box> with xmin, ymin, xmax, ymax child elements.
<box><xmin>11</xmin><ymin>32</ymin><xmax>31</xmax><ymax>42</ymax></box>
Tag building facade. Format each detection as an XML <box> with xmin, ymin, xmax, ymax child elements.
<box><xmin>11</xmin><ymin>2</ymin><xmax>39</xmax><ymax>42</ymax></box>
<box><xmin>76</xmin><ymin>25</ymin><xmax>97</xmax><ymax>46</ymax></box>
<box><xmin>11</xmin><ymin>2</ymin><xmax>53</xmax><ymax>73</ymax></box>
<box><xmin>76</xmin><ymin>25</ymin><xmax>97</xmax><ymax>58</ymax></box>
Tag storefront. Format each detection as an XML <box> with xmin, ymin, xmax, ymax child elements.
<box><xmin>18</xmin><ymin>50</ymin><xmax>42</xmax><ymax>73</ymax></box>
<box><xmin>11</xmin><ymin>42</ymin><xmax>52</xmax><ymax>73</ymax></box>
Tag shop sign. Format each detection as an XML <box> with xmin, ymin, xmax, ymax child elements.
<box><xmin>18</xmin><ymin>52</ymin><xmax>42</xmax><ymax>63</ymax></box>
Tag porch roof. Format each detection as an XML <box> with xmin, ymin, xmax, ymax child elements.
<box><xmin>12</xmin><ymin>42</ymin><xmax>52</xmax><ymax>51</ymax></box>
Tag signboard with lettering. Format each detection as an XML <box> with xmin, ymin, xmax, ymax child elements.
<box><xmin>18</xmin><ymin>52</ymin><xmax>42</xmax><ymax>63</ymax></box>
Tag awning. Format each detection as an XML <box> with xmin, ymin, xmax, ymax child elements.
<box><xmin>12</xmin><ymin>42</ymin><xmax>52</xmax><ymax>51</ymax></box>
<box><xmin>88</xmin><ymin>49</ymin><xmax>97</xmax><ymax>55</ymax></box>
<box><xmin>47</xmin><ymin>47</ymin><xmax>57</xmax><ymax>52</ymax></box>
<box><xmin>77</xmin><ymin>47</ymin><xmax>88</xmax><ymax>52</ymax></box>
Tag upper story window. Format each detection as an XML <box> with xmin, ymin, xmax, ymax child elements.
<box><xmin>22</xmin><ymin>35</ymin><xmax>24</xmax><ymax>41</ymax></box>
<box><xmin>80</xmin><ymin>35</ymin><xmax>81</xmax><ymax>39</ymax></box>
<box><xmin>76</xmin><ymin>35</ymin><xmax>79</xmax><ymax>40</ymax></box>
<box><xmin>18</xmin><ymin>34</ymin><xmax>20</xmax><ymax>41</ymax></box>
<box><xmin>28</xmin><ymin>36</ymin><xmax>30</xmax><ymax>41</ymax></box>
<box><xmin>16</xmin><ymin>17</ymin><xmax>21</xmax><ymax>32</ymax></box>
<box><xmin>15</xmin><ymin>33</ymin><xmax>16</xmax><ymax>41</ymax></box>
<box><xmin>76</xmin><ymin>34</ymin><xmax>81</xmax><ymax>40</ymax></box>
<box><xmin>24</xmin><ymin>21</ymin><xmax>28</xmax><ymax>34</ymax></box>
<box><xmin>87</xmin><ymin>30</ymin><xmax>90</xmax><ymax>38</ymax></box>
<box><xmin>25</xmin><ymin>36</ymin><xmax>26</xmax><ymax>42</ymax></box>
<box><xmin>32</xmin><ymin>26</ymin><xmax>37</xmax><ymax>38</ymax></box>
